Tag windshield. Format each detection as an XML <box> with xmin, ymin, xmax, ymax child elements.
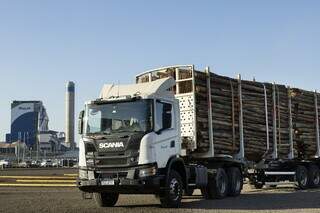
<box><xmin>84</xmin><ymin>99</ymin><xmax>153</xmax><ymax>135</ymax></box>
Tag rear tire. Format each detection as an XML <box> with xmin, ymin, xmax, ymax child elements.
<box><xmin>204</xmin><ymin>168</ymin><xmax>228</xmax><ymax>199</ymax></box>
<box><xmin>160</xmin><ymin>170</ymin><xmax>183</xmax><ymax>208</ymax></box>
<box><xmin>296</xmin><ymin>165</ymin><xmax>308</xmax><ymax>189</ymax></box>
<box><xmin>227</xmin><ymin>167</ymin><xmax>243</xmax><ymax>196</ymax></box>
<box><xmin>94</xmin><ymin>192</ymin><xmax>119</xmax><ymax>207</ymax></box>
<box><xmin>308</xmin><ymin>165</ymin><xmax>320</xmax><ymax>188</ymax></box>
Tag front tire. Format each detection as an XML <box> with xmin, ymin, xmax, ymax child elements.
<box><xmin>296</xmin><ymin>165</ymin><xmax>308</xmax><ymax>189</ymax></box>
<box><xmin>160</xmin><ymin>170</ymin><xmax>183</xmax><ymax>208</ymax></box>
<box><xmin>94</xmin><ymin>192</ymin><xmax>119</xmax><ymax>207</ymax></box>
<box><xmin>308</xmin><ymin>165</ymin><xmax>320</xmax><ymax>188</ymax></box>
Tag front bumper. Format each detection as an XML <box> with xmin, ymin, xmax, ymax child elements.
<box><xmin>77</xmin><ymin>165</ymin><xmax>165</xmax><ymax>194</ymax></box>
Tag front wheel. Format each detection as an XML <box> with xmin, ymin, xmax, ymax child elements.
<box><xmin>94</xmin><ymin>192</ymin><xmax>119</xmax><ymax>207</ymax></box>
<box><xmin>160</xmin><ymin>170</ymin><xmax>183</xmax><ymax>208</ymax></box>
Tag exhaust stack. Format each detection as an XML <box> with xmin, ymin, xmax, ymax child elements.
<box><xmin>65</xmin><ymin>81</ymin><xmax>75</xmax><ymax>149</ymax></box>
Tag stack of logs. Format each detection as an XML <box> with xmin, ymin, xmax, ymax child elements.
<box><xmin>136</xmin><ymin>67</ymin><xmax>320</xmax><ymax>161</ymax></box>
<box><xmin>291</xmin><ymin>89</ymin><xmax>320</xmax><ymax>158</ymax></box>
<box><xmin>195</xmin><ymin>71</ymin><xmax>320</xmax><ymax>161</ymax></box>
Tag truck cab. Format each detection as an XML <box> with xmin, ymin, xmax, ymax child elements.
<box><xmin>78</xmin><ymin>65</ymin><xmax>244</xmax><ymax>208</ymax></box>
<box><xmin>78</xmin><ymin>77</ymin><xmax>187</xmax><ymax>207</ymax></box>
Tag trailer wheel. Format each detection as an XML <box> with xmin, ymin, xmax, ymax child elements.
<box><xmin>184</xmin><ymin>188</ymin><xmax>194</xmax><ymax>196</ymax></box>
<box><xmin>94</xmin><ymin>192</ymin><xmax>119</xmax><ymax>207</ymax></box>
<box><xmin>308</xmin><ymin>165</ymin><xmax>320</xmax><ymax>188</ymax></box>
<box><xmin>160</xmin><ymin>170</ymin><xmax>183</xmax><ymax>208</ymax></box>
<box><xmin>227</xmin><ymin>167</ymin><xmax>243</xmax><ymax>197</ymax></box>
<box><xmin>205</xmin><ymin>168</ymin><xmax>228</xmax><ymax>199</ymax></box>
<box><xmin>296</xmin><ymin>165</ymin><xmax>308</xmax><ymax>189</ymax></box>
<box><xmin>253</xmin><ymin>182</ymin><xmax>264</xmax><ymax>189</ymax></box>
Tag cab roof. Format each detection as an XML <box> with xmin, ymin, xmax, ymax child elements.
<box><xmin>99</xmin><ymin>77</ymin><xmax>175</xmax><ymax>100</ymax></box>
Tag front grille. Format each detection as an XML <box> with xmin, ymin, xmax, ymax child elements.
<box><xmin>100</xmin><ymin>172</ymin><xmax>128</xmax><ymax>179</ymax></box>
<box><xmin>96</xmin><ymin>158</ymin><xmax>127</xmax><ymax>166</ymax></box>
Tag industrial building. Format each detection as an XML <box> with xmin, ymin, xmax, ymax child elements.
<box><xmin>2</xmin><ymin>81</ymin><xmax>77</xmax><ymax>156</ymax></box>
<box><xmin>6</xmin><ymin>101</ymin><xmax>49</xmax><ymax>148</ymax></box>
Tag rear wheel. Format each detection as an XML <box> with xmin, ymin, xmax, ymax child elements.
<box><xmin>308</xmin><ymin>165</ymin><xmax>320</xmax><ymax>188</ymax></box>
<box><xmin>227</xmin><ymin>167</ymin><xmax>243</xmax><ymax>196</ymax></box>
<box><xmin>184</xmin><ymin>188</ymin><xmax>194</xmax><ymax>196</ymax></box>
<box><xmin>203</xmin><ymin>168</ymin><xmax>228</xmax><ymax>199</ymax></box>
<box><xmin>160</xmin><ymin>170</ymin><xmax>183</xmax><ymax>208</ymax></box>
<box><xmin>296</xmin><ymin>165</ymin><xmax>308</xmax><ymax>189</ymax></box>
<box><xmin>252</xmin><ymin>182</ymin><xmax>264</xmax><ymax>189</ymax></box>
<box><xmin>94</xmin><ymin>192</ymin><xmax>119</xmax><ymax>207</ymax></box>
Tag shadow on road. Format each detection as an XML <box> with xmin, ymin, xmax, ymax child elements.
<box><xmin>117</xmin><ymin>188</ymin><xmax>320</xmax><ymax>210</ymax></box>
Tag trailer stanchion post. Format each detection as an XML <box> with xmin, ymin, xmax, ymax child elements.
<box><xmin>175</xmin><ymin>68</ymin><xmax>180</xmax><ymax>94</ymax></box>
<box><xmin>236</xmin><ymin>74</ymin><xmax>244</xmax><ymax>160</ymax></box>
<box><xmin>272</xmin><ymin>83</ymin><xmax>278</xmax><ymax>159</ymax></box>
<box><xmin>205</xmin><ymin>67</ymin><xmax>214</xmax><ymax>157</ymax></box>
<box><xmin>288</xmin><ymin>87</ymin><xmax>294</xmax><ymax>159</ymax></box>
<box><xmin>263</xmin><ymin>84</ymin><xmax>270</xmax><ymax>157</ymax></box>
<box><xmin>191</xmin><ymin>65</ymin><xmax>197</xmax><ymax>150</ymax></box>
<box><xmin>314</xmin><ymin>90</ymin><xmax>320</xmax><ymax>157</ymax></box>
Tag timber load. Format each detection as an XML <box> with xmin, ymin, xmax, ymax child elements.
<box><xmin>136</xmin><ymin>66</ymin><xmax>320</xmax><ymax>162</ymax></box>
<box><xmin>194</xmin><ymin>71</ymin><xmax>320</xmax><ymax>161</ymax></box>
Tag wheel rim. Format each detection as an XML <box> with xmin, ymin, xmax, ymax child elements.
<box><xmin>169</xmin><ymin>178</ymin><xmax>181</xmax><ymax>201</ymax></box>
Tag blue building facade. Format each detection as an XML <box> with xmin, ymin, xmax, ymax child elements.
<box><xmin>9</xmin><ymin>101</ymin><xmax>49</xmax><ymax>148</ymax></box>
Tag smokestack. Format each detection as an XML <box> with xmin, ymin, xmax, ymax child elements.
<box><xmin>65</xmin><ymin>81</ymin><xmax>75</xmax><ymax>149</ymax></box>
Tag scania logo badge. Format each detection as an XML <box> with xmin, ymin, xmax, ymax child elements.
<box><xmin>99</xmin><ymin>142</ymin><xmax>124</xmax><ymax>149</ymax></box>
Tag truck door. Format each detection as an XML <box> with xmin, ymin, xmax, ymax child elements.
<box><xmin>154</xmin><ymin>100</ymin><xmax>179</xmax><ymax>168</ymax></box>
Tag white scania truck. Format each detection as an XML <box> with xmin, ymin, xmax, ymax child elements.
<box><xmin>77</xmin><ymin>65</ymin><xmax>245</xmax><ymax>208</ymax></box>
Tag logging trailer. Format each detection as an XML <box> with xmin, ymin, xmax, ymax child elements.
<box><xmin>77</xmin><ymin>65</ymin><xmax>320</xmax><ymax>208</ymax></box>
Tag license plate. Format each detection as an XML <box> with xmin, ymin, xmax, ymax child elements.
<box><xmin>101</xmin><ymin>179</ymin><xmax>114</xmax><ymax>186</ymax></box>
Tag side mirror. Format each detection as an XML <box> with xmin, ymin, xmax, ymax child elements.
<box><xmin>78</xmin><ymin>110</ymin><xmax>85</xmax><ymax>135</ymax></box>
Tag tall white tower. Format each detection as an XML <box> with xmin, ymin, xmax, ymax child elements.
<box><xmin>65</xmin><ymin>81</ymin><xmax>75</xmax><ymax>149</ymax></box>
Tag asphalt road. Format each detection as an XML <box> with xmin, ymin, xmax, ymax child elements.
<box><xmin>1</xmin><ymin>168</ymin><xmax>320</xmax><ymax>213</ymax></box>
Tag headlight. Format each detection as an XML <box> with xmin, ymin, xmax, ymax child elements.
<box><xmin>139</xmin><ymin>166</ymin><xmax>157</xmax><ymax>178</ymax></box>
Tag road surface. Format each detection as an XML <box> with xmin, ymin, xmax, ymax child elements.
<box><xmin>0</xmin><ymin>168</ymin><xmax>320</xmax><ymax>213</ymax></box>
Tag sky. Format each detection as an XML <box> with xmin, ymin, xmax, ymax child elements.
<box><xmin>0</xmin><ymin>0</ymin><xmax>320</xmax><ymax>142</ymax></box>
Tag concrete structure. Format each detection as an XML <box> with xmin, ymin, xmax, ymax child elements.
<box><xmin>8</xmin><ymin>101</ymin><xmax>49</xmax><ymax>148</ymax></box>
<box><xmin>38</xmin><ymin>131</ymin><xmax>66</xmax><ymax>153</ymax></box>
<box><xmin>65</xmin><ymin>81</ymin><xmax>75</xmax><ymax>149</ymax></box>
<box><xmin>0</xmin><ymin>141</ymin><xmax>26</xmax><ymax>159</ymax></box>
